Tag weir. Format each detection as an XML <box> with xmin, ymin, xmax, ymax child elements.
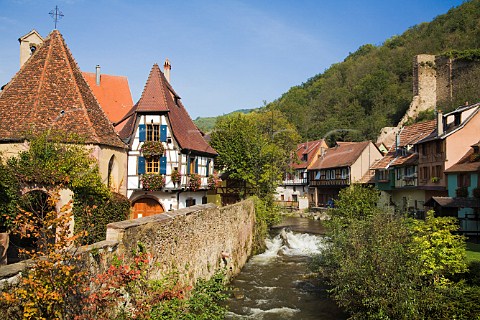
<box><xmin>226</xmin><ymin>217</ymin><xmax>346</xmax><ymax>319</ymax></box>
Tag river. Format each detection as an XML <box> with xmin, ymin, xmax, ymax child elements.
<box><xmin>225</xmin><ymin>217</ymin><xmax>347</xmax><ymax>319</ymax></box>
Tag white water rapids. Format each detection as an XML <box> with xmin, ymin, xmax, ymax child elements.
<box><xmin>226</xmin><ymin>229</ymin><xmax>344</xmax><ymax>320</ymax></box>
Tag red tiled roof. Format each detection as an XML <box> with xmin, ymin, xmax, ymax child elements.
<box><xmin>370</xmin><ymin>151</ymin><xmax>418</xmax><ymax>169</ymax></box>
<box><xmin>371</xmin><ymin>121</ymin><xmax>436</xmax><ymax>170</ymax></box>
<box><xmin>292</xmin><ymin>139</ymin><xmax>327</xmax><ymax>169</ymax></box>
<box><xmin>0</xmin><ymin>30</ymin><xmax>126</xmax><ymax>149</ymax></box>
<box><xmin>392</xmin><ymin>120</ymin><xmax>436</xmax><ymax>150</ymax></box>
<box><xmin>119</xmin><ymin>64</ymin><xmax>217</xmax><ymax>156</ymax></box>
<box><xmin>82</xmin><ymin>72</ymin><xmax>133</xmax><ymax>132</ymax></box>
<box><xmin>359</xmin><ymin>169</ymin><xmax>376</xmax><ymax>184</ymax></box>
<box><xmin>309</xmin><ymin>141</ymin><xmax>370</xmax><ymax>170</ymax></box>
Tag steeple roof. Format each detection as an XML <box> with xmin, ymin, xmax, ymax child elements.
<box><xmin>119</xmin><ymin>64</ymin><xmax>217</xmax><ymax>156</ymax></box>
<box><xmin>0</xmin><ymin>30</ymin><xmax>126</xmax><ymax>149</ymax></box>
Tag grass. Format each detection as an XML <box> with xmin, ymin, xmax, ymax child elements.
<box><xmin>466</xmin><ymin>242</ymin><xmax>480</xmax><ymax>262</ymax></box>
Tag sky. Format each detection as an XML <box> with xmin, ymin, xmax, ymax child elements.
<box><xmin>0</xmin><ymin>0</ymin><xmax>466</xmax><ymax>119</ymax></box>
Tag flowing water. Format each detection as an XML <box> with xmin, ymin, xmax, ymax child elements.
<box><xmin>226</xmin><ymin>218</ymin><xmax>347</xmax><ymax>319</ymax></box>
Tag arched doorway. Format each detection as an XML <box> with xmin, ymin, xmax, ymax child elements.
<box><xmin>8</xmin><ymin>190</ymin><xmax>55</xmax><ymax>263</ymax></box>
<box><xmin>132</xmin><ymin>197</ymin><xmax>164</xmax><ymax>219</ymax></box>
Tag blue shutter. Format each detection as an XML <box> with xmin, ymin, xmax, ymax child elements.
<box><xmin>186</xmin><ymin>157</ymin><xmax>191</xmax><ymax>174</ymax></box>
<box><xmin>206</xmin><ymin>159</ymin><xmax>211</xmax><ymax>176</ymax></box>
<box><xmin>195</xmin><ymin>158</ymin><xmax>199</xmax><ymax>174</ymax></box>
<box><xmin>160</xmin><ymin>156</ymin><xmax>167</xmax><ymax>175</ymax></box>
<box><xmin>138</xmin><ymin>157</ymin><xmax>145</xmax><ymax>175</ymax></box>
<box><xmin>139</xmin><ymin>124</ymin><xmax>146</xmax><ymax>142</ymax></box>
<box><xmin>160</xmin><ymin>125</ymin><xmax>167</xmax><ymax>142</ymax></box>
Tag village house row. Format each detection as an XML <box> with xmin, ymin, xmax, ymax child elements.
<box><xmin>0</xmin><ymin>30</ymin><xmax>218</xmax><ymax>219</ymax></box>
<box><xmin>1</xmin><ymin>30</ymin><xmax>479</xmax><ymax>236</ymax></box>
<box><xmin>277</xmin><ymin>55</ymin><xmax>480</xmax><ymax>236</ymax></box>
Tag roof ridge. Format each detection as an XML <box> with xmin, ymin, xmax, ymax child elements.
<box><xmin>32</xmin><ymin>31</ymin><xmax>53</xmax><ymax>120</ymax></box>
<box><xmin>57</xmin><ymin>31</ymin><xmax>99</xmax><ymax>144</ymax></box>
<box><xmin>155</xmin><ymin>64</ymin><xmax>169</xmax><ymax>111</ymax></box>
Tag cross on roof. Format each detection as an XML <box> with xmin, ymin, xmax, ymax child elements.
<box><xmin>49</xmin><ymin>6</ymin><xmax>64</xmax><ymax>29</ymax></box>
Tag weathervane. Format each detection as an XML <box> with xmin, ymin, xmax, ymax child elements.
<box><xmin>49</xmin><ymin>5</ymin><xmax>64</xmax><ymax>29</ymax></box>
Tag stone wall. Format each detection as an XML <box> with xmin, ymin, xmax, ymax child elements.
<box><xmin>1</xmin><ymin>200</ymin><xmax>255</xmax><ymax>288</ymax></box>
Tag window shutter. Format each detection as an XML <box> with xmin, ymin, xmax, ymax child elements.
<box><xmin>160</xmin><ymin>125</ymin><xmax>167</xmax><ymax>142</ymax></box>
<box><xmin>195</xmin><ymin>158</ymin><xmax>199</xmax><ymax>174</ymax></box>
<box><xmin>138</xmin><ymin>156</ymin><xmax>145</xmax><ymax>175</ymax></box>
<box><xmin>206</xmin><ymin>159</ymin><xmax>211</xmax><ymax>176</ymax></box>
<box><xmin>160</xmin><ymin>156</ymin><xmax>167</xmax><ymax>175</ymax></box>
<box><xmin>187</xmin><ymin>157</ymin><xmax>191</xmax><ymax>174</ymax></box>
<box><xmin>139</xmin><ymin>124</ymin><xmax>146</xmax><ymax>142</ymax></box>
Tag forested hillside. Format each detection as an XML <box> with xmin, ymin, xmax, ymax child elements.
<box><xmin>194</xmin><ymin>108</ymin><xmax>256</xmax><ymax>132</ymax></box>
<box><xmin>269</xmin><ymin>0</ymin><xmax>480</xmax><ymax>142</ymax></box>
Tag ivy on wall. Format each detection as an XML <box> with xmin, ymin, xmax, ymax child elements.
<box><xmin>0</xmin><ymin>132</ymin><xmax>131</xmax><ymax>244</ymax></box>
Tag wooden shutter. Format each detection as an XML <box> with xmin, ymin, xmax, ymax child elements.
<box><xmin>160</xmin><ymin>156</ymin><xmax>167</xmax><ymax>175</ymax></box>
<box><xmin>138</xmin><ymin>156</ymin><xmax>145</xmax><ymax>175</ymax></box>
<box><xmin>139</xmin><ymin>124</ymin><xmax>146</xmax><ymax>142</ymax></box>
<box><xmin>187</xmin><ymin>157</ymin><xmax>191</xmax><ymax>174</ymax></box>
<box><xmin>195</xmin><ymin>158</ymin><xmax>199</xmax><ymax>174</ymax></box>
<box><xmin>206</xmin><ymin>159</ymin><xmax>211</xmax><ymax>176</ymax></box>
<box><xmin>160</xmin><ymin>125</ymin><xmax>167</xmax><ymax>142</ymax></box>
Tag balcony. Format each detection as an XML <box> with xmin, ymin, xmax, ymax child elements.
<box><xmin>310</xmin><ymin>178</ymin><xmax>349</xmax><ymax>187</ymax></box>
<box><xmin>283</xmin><ymin>178</ymin><xmax>307</xmax><ymax>186</ymax></box>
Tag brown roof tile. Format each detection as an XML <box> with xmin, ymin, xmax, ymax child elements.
<box><xmin>359</xmin><ymin>169</ymin><xmax>376</xmax><ymax>184</ymax></box>
<box><xmin>445</xmin><ymin>145</ymin><xmax>480</xmax><ymax>173</ymax></box>
<box><xmin>120</xmin><ymin>64</ymin><xmax>217</xmax><ymax>156</ymax></box>
<box><xmin>0</xmin><ymin>30</ymin><xmax>126</xmax><ymax>149</ymax></box>
<box><xmin>392</xmin><ymin>120</ymin><xmax>437</xmax><ymax>150</ymax></box>
<box><xmin>309</xmin><ymin>141</ymin><xmax>370</xmax><ymax>170</ymax></box>
<box><xmin>82</xmin><ymin>72</ymin><xmax>133</xmax><ymax>132</ymax></box>
<box><xmin>292</xmin><ymin>139</ymin><xmax>327</xmax><ymax>169</ymax></box>
<box><xmin>425</xmin><ymin>197</ymin><xmax>480</xmax><ymax>208</ymax></box>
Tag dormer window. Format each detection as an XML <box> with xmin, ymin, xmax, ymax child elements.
<box><xmin>302</xmin><ymin>153</ymin><xmax>308</xmax><ymax>161</ymax></box>
<box><xmin>454</xmin><ymin>114</ymin><xmax>461</xmax><ymax>126</ymax></box>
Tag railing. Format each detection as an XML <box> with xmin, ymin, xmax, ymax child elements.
<box><xmin>275</xmin><ymin>200</ymin><xmax>299</xmax><ymax>210</ymax></box>
<box><xmin>283</xmin><ymin>178</ymin><xmax>307</xmax><ymax>185</ymax></box>
<box><xmin>310</xmin><ymin>179</ymin><xmax>349</xmax><ymax>186</ymax></box>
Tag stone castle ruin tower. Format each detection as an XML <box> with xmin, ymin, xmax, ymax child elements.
<box><xmin>378</xmin><ymin>53</ymin><xmax>480</xmax><ymax>147</ymax></box>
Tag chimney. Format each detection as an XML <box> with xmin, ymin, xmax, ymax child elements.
<box><xmin>95</xmin><ymin>65</ymin><xmax>101</xmax><ymax>86</ymax></box>
<box><xmin>437</xmin><ymin>110</ymin><xmax>444</xmax><ymax>136</ymax></box>
<box><xmin>164</xmin><ymin>59</ymin><xmax>171</xmax><ymax>83</ymax></box>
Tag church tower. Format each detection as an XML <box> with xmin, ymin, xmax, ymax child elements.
<box><xmin>18</xmin><ymin>29</ymin><xmax>44</xmax><ymax>67</ymax></box>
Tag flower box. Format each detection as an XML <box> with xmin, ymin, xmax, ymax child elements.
<box><xmin>140</xmin><ymin>174</ymin><xmax>165</xmax><ymax>191</ymax></box>
<box><xmin>188</xmin><ymin>174</ymin><xmax>201</xmax><ymax>191</ymax></box>
<box><xmin>140</xmin><ymin>141</ymin><xmax>165</xmax><ymax>158</ymax></box>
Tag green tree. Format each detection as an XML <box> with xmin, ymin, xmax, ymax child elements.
<box><xmin>210</xmin><ymin>109</ymin><xmax>300</xmax><ymax>198</ymax></box>
<box><xmin>319</xmin><ymin>186</ymin><xmax>471</xmax><ymax>319</ymax></box>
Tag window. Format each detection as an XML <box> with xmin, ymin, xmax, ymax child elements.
<box><xmin>186</xmin><ymin>198</ymin><xmax>196</xmax><ymax>207</ymax></box>
<box><xmin>421</xmin><ymin>166</ymin><xmax>429</xmax><ymax>180</ymax></box>
<box><xmin>435</xmin><ymin>165</ymin><xmax>442</xmax><ymax>178</ymax></box>
<box><xmin>314</xmin><ymin>171</ymin><xmax>321</xmax><ymax>180</ymax></box>
<box><xmin>146</xmin><ymin>157</ymin><xmax>159</xmax><ymax>173</ymax></box>
<box><xmin>421</xmin><ymin>144</ymin><xmax>427</xmax><ymax>156</ymax></box>
<box><xmin>458</xmin><ymin>174</ymin><xmax>471</xmax><ymax>188</ymax></box>
<box><xmin>396</xmin><ymin>168</ymin><xmax>402</xmax><ymax>180</ymax></box>
<box><xmin>302</xmin><ymin>153</ymin><xmax>308</xmax><ymax>161</ymax></box>
<box><xmin>405</xmin><ymin>166</ymin><xmax>415</xmax><ymax>177</ymax></box>
<box><xmin>341</xmin><ymin>168</ymin><xmax>348</xmax><ymax>179</ymax></box>
<box><xmin>435</xmin><ymin>140</ymin><xmax>443</xmax><ymax>154</ymax></box>
<box><xmin>146</xmin><ymin>124</ymin><xmax>160</xmax><ymax>141</ymax></box>
<box><xmin>377</xmin><ymin>169</ymin><xmax>387</xmax><ymax>181</ymax></box>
